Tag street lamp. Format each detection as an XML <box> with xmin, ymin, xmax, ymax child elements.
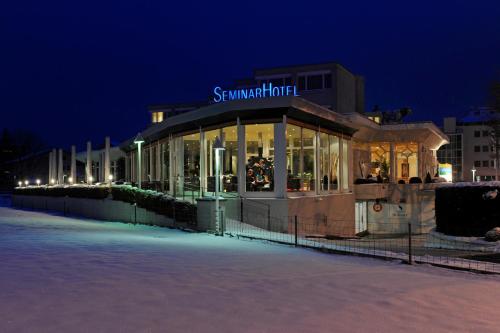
<box><xmin>134</xmin><ymin>132</ymin><xmax>145</xmax><ymax>189</ymax></box>
<box><xmin>18</xmin><ymin>181</ymin><xmax>22</xmax><ymax>187</ymax></box>
<box><xmin>36</xmin><ymin>179</ymin><xmax>41</xmax><ymax>186</ymax></box>
<box><xmin>24</xmin><ymin>180</ymin><xmax>29</xmax><ymax>186</ymax></box>
<box><xmin>68</xmin><ymin>177</ymin><xmax>73</xmax><ymax>184</ymax></box>
<box><xmin>50</xmin><ymin>178</ymin><xmax>55</xmax><ymax>185</ymax></box>
<box><xmin>471</xmin><ymin>168</ymin><xmax>477</xmax><ymax>182</ymax></box>
<box><xmin>88</xmin><ymin>176</ymin><xmax>93</xmax><ymax>185</ymax></box>
<box><xmin>108</xmin><ymin>174</ymin><xmax>113</xmax><ymax>187</ymax></box>
<box><xmin>213</xmin><ymin>136</ymin><xmax>225</xmax><ymax>235</ymax></box>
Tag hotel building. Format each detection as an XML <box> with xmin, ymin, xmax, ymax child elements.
<box><xmin>121</xmin><ymin>62</ymin><xmax>448</xmax><ymax>234</ymax></box>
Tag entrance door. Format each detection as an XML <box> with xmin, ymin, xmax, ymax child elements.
<box><xmin>355</xmin><ymin>201</ymin><xmax>367</xmax><ymax>234</ymax></box>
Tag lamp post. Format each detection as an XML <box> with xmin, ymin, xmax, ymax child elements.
<box><xmin>134</xmin><ymin>133</ymin><xmax>145</xmax><ymax>189</ymax></box>
<box><xmin>36</xmin><ymin>179</ymin><xmax>41</xmax><ymax>186</ymax></box>
<box><xmin>18</xmin><ymin>181</ymin><xmax>22</xmax><ymax>187</ymax></box>
<box><xmin>471</xmin><ymin>168</ymin><xmax>477</xmax><ymax>182</ymax></box>
<box><xmin>108</xmin><ymin>174</ymin><xmax>113</xmax><ymax>187</ymax></box>
<box><xmin>213</xmin><ymin>136</ymin><xmax>225</xmax><ymax>235</ymax></box>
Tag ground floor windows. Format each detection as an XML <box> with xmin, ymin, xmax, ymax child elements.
<box><xmin>183</xmin><ymin>133</ymin><xmax>200</xmax><ymax>190</ymax></box>
<box><xmin>370</xmin><ymin>143</ymin><xmax>390</xmax><ymax>181</ymax></box>
<box><xmin>131</xmin><ymin>120</ymin><xmax>352</xmax><ymax>197</ymax></box>
<box><xmin>245</xmin><ymin>124</ymin><xmax>274</xmax><ymax>192</ymax></box>
<box><xmin>396</xmin><ymin>143</ymin><xmax>418</xmax><ymax>181</ymax></box>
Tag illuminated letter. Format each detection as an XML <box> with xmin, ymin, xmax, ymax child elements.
<box><xmin>286</xmin><ymin>86</ymin><xmax>292</xmax><ymax>96</ymax></box>
<box><xmin>272</xmin><ymin>87</ymin><xmax>280</xmax><ymax>96</ymax></box>
<box><xmin>240</xmin><ymin>89</ymin><xmax>248</xmax><ymax>99</ymax></box>
<box><xmin>229</xmin><ymin>90</ymin><xmax>238</xmax><ymax>100</ymax></box>
<box><xmin>214</xmin><ymin>86</ymin><xmax>222</xmax><ymax>102</ymax></box>
<box><xmin>248</xmin><ymin>89</ymin><xmax>255</xmax><ymax>99</ymax></box>
<box><xmin>263</xmin><ymin>83</ymin><xmax>272</xmax><ymax>97</ymax></box>
<box><xmin>223</xmin><ymin>90</ymin><xmax>228</xmax><ymax>101</ymax></box>
<box><xmin>255</xmin><ymin>88</ymin><xmax>262</xmax><ymax>98</ymax></box>
<box><xmin>280</xmin><ymin>86</ymin><xmax>285</xmax><ymax>96</ymax></box>
<box><xmin>293</xmin><ymin>86</ymin><xmax>299</xmax><ymax>96</ymax></box>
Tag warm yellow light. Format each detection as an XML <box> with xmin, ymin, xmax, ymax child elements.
<box><xmin>18</xmin><ymin>181</ymin><xmax>22</xmax><ymax>187</ymax></box>
<box><xmin>68</xmin><ymin>177</ymin><xmax>73</xmax><ymax>183</ymax></box>
<box><xmin>50</xmin><ymin>178</ymin><xmax>55</xmax><ymax>184</ymax></box>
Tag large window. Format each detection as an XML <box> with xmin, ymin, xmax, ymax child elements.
<box><xmin>329</xmin><ymin>135</ymin><xmax>340</xmax><ymax>190</ymax></box>
<box><xmin>370</xmin><ymin>143</ymin><xmax>390</xmax><ymax>181</ymax></box>
<box><xmin>396</xmin><ymin>143</ymin><xmax>418</xmax><ymax>181</ymax></box>
<box><xmin>161</xmin><ymin>141</ymin><xmax>169</xmax><ymax>191</ymax></box>
<box><xmin>205</xmin><ymin>126</ymin><xmax>238</xmax><ymax>193</ymax></box>
<box><xmin>183</xmin><ymin>133</ymin><xmax>200</xmax><ymax>189</ymax></box>
<box><xmin>342</xmin><ymin>140</ymin><xmax>349</xmax><ymax>190</ymax></box>
<box><xmin>302</xmin><ymin>128</ymin><xmax>316</xmax><ymax>191</ymax></box>
<box><xmin>286</xmin><ymin>125</ymin><xmax>302</xmax><ymax>191</ymax></box>
<box><xmin>245</xmin><ymin>124</ymin><xmax>274</xmax><ymax>192</ymax></box>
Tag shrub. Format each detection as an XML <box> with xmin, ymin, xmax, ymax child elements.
<box><xmin>435</xmin><ymin>184</ymin><xmax>500</xmax><ymax>236</ymax></box>
<box><xmin>354</xmin><ymin>178</ymin><xmax>378</xmax><ymax>185</ymax></box>
<box><xmin>409</xmin><ymin>177</ymin><xmax>422</xmax><ymax>184</ymax></box>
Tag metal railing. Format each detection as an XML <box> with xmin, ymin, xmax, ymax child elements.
<box><xmin>224</xmin><ymin>215</ymin><xmax>500</xmax><ymax>274</ymax></box>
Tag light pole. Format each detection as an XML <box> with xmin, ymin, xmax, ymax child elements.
<box><xmin>108</xmin><ymin>174</ymin><xmax>113</xmax><ymax>187</ymax></box>
<box><xmin>213</xmin><ymin>136</ymin><xmax>225</xmax><ymax>235</ymax></box>
<box><xmin>134</xmin><ymin>133</ymin><xmax>145</xmax><ymax>189</ymax></box>
<box><xmin>471</xmin><ymin>168</ymin><xmax>477</xmax><ymax>182</ymax></box>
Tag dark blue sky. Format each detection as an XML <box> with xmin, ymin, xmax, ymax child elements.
<box><xmin>1</xmin><ymin>1</ymin><xmax>500</xmax><ymax>149</ymax></box>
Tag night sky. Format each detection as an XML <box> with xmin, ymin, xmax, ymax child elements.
<box><xmin>1</xmin><ymin>1</ymin><xmax>500</xmax><ymax>149</ymax></box>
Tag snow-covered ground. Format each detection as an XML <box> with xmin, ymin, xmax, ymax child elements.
<box><xmin>1</xmin><ymin>200</ymin><xmax>499</xmax><ymax>333</ymax></box>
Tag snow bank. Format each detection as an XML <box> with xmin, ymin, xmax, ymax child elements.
<box><xmin>1</xmin><ymin>204</ymin><xmax>499</xmax><ymax>333</ymax></box>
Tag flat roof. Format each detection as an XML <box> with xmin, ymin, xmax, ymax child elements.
<box><xmin>121</xmin><ymin>96</ymin><xmax>358</xmax><ymax>150</ymax></box>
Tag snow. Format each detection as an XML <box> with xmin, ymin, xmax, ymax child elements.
<box><xmin>1</xmin><ymin>200</ymin><xmax>500</xmax><ymax>333</ymax></box>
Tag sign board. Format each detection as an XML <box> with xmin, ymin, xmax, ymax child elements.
<box><xmin>438</xmin><ymin>163</ymin><xmax>452</xmax><ymax>182</ymax></box>
<box><xmin>213</xmin><ymin>82</ymin><xmax>299</xmax><ymax>103</ymax></box>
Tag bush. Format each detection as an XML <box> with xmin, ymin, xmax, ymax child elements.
<box><xmin>435</xmin><ymin>184</ymin><xmax>500</xmax><ymax>236</ymax></box>
<box><xmin>13</xmin><ymin>186</ymin><xmax>109</xmax><ymax>199</ymax></box>
<box><xmin>354</xmin><ymin>178</ymin><xmax>378</xmax><ymax>185</ymax></box>
<box><xmin>398</xmin><ymin>180</ymin><xmax>405</xmax><ymax>184</ymax></box>
<box><xmin>409</xmin><ymin>177</ymin><xmax>422</xmax><ymax>184</ymax></box>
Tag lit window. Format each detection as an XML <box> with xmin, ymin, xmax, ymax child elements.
<box><xmin>245</xmin><ymin>124</ymin><xmax>274</xmax><ymax>192</ymax></box>
<box><xmin>152</xmin><ymin>112</ymin><xmax>164</xmax><ymax>123</ymax></box>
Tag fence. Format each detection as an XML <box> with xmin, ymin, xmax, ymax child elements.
<box><xmin>224</xmin><ymin>215</ymin><xmax>500</xmax><ymax>274</ymax></box>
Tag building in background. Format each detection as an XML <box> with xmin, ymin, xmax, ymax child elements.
<box><xmin>437</xmin><ymin>107</ymin><xmax>498</xmax><ymax>182</ymax></box>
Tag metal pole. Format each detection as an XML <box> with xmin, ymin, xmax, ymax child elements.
<box><xmin>408</xmin><ymin>223</ymin><xmax>412</xmax><ymax>265</ymax></box>
<box><xmin>240</xmin><ymin>197</ymin><xmax>243</xmax><ymax>222</ymax></box>
<box><xmin>215</xmin><ymin>149</ymin><xmax>220</xmax><ymax>235</ymax></box>
<box><xmin>267</xmin><ymin>206</ymin><xmax>271</xmax><ymax>231</ymax></box>
<box><xmin>294</xmin><ymin>215</ymin><xmax>298</xmax><ymax>247</ymax></box>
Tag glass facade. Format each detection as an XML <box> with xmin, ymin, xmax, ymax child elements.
<box><xmin>396</xmin><ymin>143</ymin><xmax>418</xmax><ymax>181</ymax></box>
<box><xmin>370</xmin><ymin>143</ymin><xmax>390</xmax><ymax>181</ymax></box>
<box><xmin>132</xmin><ymin>120</ymin><xmax>352</xmax><ymax>197</ymax></box>
<box><xmin>245</xmin><ymin>124</ymin><xmax>274</xmax><ymax>192</ymax></box>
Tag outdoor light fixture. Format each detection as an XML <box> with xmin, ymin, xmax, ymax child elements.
<box><xmin>18</xmin><ymin>181</ymin><xmax>22</xmax><ymax>187</ymax></box>
<box><xmin>108</xmin><ymin>174</ymin><xmax>113</xmax><ymax>187</ymax></box>
<box><xmin>24</xmin><ymin>180</ymin><xmax>29</xmax><ymax>186</ymax></box>
<box><xmin>50</xmin><ymin>178</ymin><xmax>55</xmax><ymax>185</ymax></box>
<box><xmin>471</xmin><ymin>168</ymin><xmax>477</xmax><ymax>182</ymax></box>
<box><xmin>89</xmin><ymin>176</ymin><xmax>93</xmax><ymax>184</ymax></box>
<box><xmin>134</xmin><ymin>132</ymin><xmax>145</xmax><ymax>189</ymax></box>
<box><xmin>36</xmin><ymin>179</ymin><xmax>41</xmax><ymax>186</ymax></box>
<box><xmin>213</xmin><ymin>136</ymin><xmax>225</xmax><ymax>236</ymax></box>
<box><xmin>68</xmin><ymin>177</ymin><xmax>73</xmax><ymax>184</ymax></box>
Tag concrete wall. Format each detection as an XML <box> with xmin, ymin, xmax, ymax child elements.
<box><xmin>11</xmin><ymin>195</ymin><xmax>176</xmax><ymax>228</ymax></box>
<box><xmin>354</xmin><ymin>184</ymin><xmax>438</xmax><ymax>235</ymax></box>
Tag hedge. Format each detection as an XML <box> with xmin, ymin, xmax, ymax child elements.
<box><xmin>435</xmin><ymin>184</ymin><xmax>500</xmax><ymax>236</ymax></box>
<box><xmin>14</xmin><ymin>185</ymin><xmax>196</xmax><ymax>225</ymax></box>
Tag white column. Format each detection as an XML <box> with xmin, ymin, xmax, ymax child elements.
<box><xmin>48</xmin><ymin>151</ymin><xmax>53</xmax><ymax>184</ymax></box>
<box><xmin>125</xmin><ymin>155</ymin><xmax>130</xmax><ymax>182</ymax></box>
<box><xmin>237</xmin><ymin>118</ymin><xmax>246</xmax><ymax>196</ymax></box>
<box><xmin>70</xmin><ymin>145</ymin><xmax>76</xmax><ymax>183</ymax></box>
<box><xmin>104</xmin><ymin>136</ymin><xmax>111</xmax><ymax>182</ymax></box>
<box><xmin>417</xmin><ymin>143</ymin><xmax>423</xmax><ymax>179</ymax></box>
<box><xmin>169</xmin><ymin>136</ymin><xmax>174</xmax><ymax>193</ymax></box>
<box><xmin>149</xmin><ymin>146</ymin><xmax>154</xmax><ymax>182</ymax></box>
<box><xmin>86</xmin><ymin>141</ymin><xmax>92</xmax><ymax>183</ymax></box>
<box><xmin>199</xmin><ymin>128</ymin><xmax>206</xmax><ymax>192</ymax></box>
<box><xmin>57</xmin><ymin>149</ymin><xmax>63</xmax><ymax>184</ymax></box>
<box><xmin>274</xmin><ymin>116</ymin><xmax>287</xmax><ymax>198</ymax></box>
<box><xmin>51</xmin><ymin>148</ymin><xmax>57</xmax><ymax>183</ymax></box>
<box><xmin>390</xmin><ymin>143</ymin><xmax>396</xmax><ymax>183</ymax></box>
<box><xmin>156</xmin><ymin>141</ymin><xmax>161</xmax><ymax>181</ymax></box>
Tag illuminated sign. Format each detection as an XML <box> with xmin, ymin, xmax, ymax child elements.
<box><xmin>213</xmin><ymin>82</ymin><xmax>299</xmax><ymax>103</ymax></box>
<box><xmin>438</xmin><ymin>163</ymin><xmax>453</xmax><ymax>182</ymax></box>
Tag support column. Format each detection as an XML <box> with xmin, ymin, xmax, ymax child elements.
<box><xmin>149</xmin><ymin>145</ymin><xmax>154</xmax><ymax>182</ymax></box>
<box><xmin>70</xmin><ymin>145</ymin><xmax>76</xmax><ymax>183</ymax></box>
<box><xmin>48</xmin><ymin>151</ymin><xmax>53</xmax><ymax>184</ymax></box>
<box><xmin>58</xmin><ymin>149</ymin><xmax>63</xmax><ymax>184</ymax></box>
<box><xmin>274</xmin><ymin>116</ymin><xmax>287</xmax><ymax>198</ymax></box>
<box><xmin>237</xmin><ymin>118</ymin><xmax>246</xmax><ymax>196</ymax></box>
<box><xmin>417</xmin><ymin>143</ymin><xmax>423</xmax><ymax>179</ymax></box>
<box><xmin>156</xmin><ymin>141</ymin><xmax>161</xmax><ymax>181</ymax></box>
<box><xmin>104</xmin><ymin>136</ymin><xmax>110</xmax><ymax>182</ymax></box>
<box><xmin>51</xmin><ymin>148</ymin><xmax>57</xmax><ymax>183</ymax></box>
<box><xmin>86</xmin><ymin>141</ymin><xmax>92</xmax><ymax>183</ymax></box>
<box><xmin>390</xmin><ymin>143</ymin><xmax>396</xmax><ymax>183</ymax></box>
